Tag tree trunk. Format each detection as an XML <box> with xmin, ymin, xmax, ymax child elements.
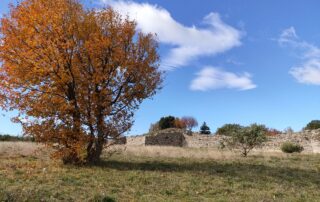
<box><xmin>86</xmin><ymin>115</ymin><xmax>105</xmax><ymax>164</ymax></box>
<box><xmin>86</xmin><ymin>139</ymin><xmax>104</xmax><ymax>164</ymax></box>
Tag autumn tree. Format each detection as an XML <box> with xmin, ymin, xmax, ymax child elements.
<box><xmin>175</xmin><ymin>118</ymin><xmax>187</xmax><ymax>129</ymax></box>
<box><xmin>181</xmin><ymin>116</ymin><xmax>198</xmax><ymax>131</ymax></box>
<box><xmin>0</xmin><ymin>0</ymin><xmax>162</xmax><ymax>164</ymax></box>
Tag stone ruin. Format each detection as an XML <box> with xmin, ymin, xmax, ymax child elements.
<box><xmin>125</xmin><ymin>128</ymin><xmax>320</xmax><ymax>154</ymax></box>
<box><xmin>145</xmin><ymin>128</ymin><xmax>187</xmax><ymax>147</ymax></box>
<box><xmin>262</xmin><ymin>129</ymin><xmax>320</xmax><ymax>153</ymax></box>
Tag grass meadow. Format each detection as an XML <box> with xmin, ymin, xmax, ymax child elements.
<box><xmin>0</xmin><ymin>142</ymin><xmax>319</xmax><ymax>201</ymax></box>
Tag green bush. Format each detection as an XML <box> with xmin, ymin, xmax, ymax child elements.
<box><xmin>216</xmin><ymin>124</ymin><xmax>243</xmax><ymax>136</ymax></box>
<box><xmin>281</xmin><ymin>142</ymin><xmax>304</xmax><ymax>153</ymax></box>
<box><xmin>304</xmin><ymin>120</ymin><xmax>320</xmax><ymax>130</ymax></box>
<box><xmin>158</xmin><ymin>116</ymin><xmax>176</xmax><ymax>130</ymax></box>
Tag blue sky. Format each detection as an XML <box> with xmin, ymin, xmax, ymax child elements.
<box><xmin>1</xmin><ymin>0</ymin><xmax>320</xmax><ymax>135</ymax></box>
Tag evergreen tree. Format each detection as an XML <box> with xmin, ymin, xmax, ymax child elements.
<box><xmin>200</xmin><ymin>122</ymin><xmax>211</xmax><ymax>134</ymax></box>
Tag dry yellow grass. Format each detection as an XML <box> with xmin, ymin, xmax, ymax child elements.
<box><xmin>113</xmin><ymin>145</ymin><xmax>290</xmax><ymax>161</ymax></box>
<box><xmin>0</xmin><ymin>142</ymin><xmax>289</xmax><ymax>160</ymax></box>
<box><xmin>0</xmin><ymin>142</ymin><xmax>319</xmax><ymax>201</ymax></box>
<box><xmin>0</xmin><ymin>142</ymin><xmax>43</xmax><ymax>157</ymax></box>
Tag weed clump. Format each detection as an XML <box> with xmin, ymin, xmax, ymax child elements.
<box><xmin>281</xmin><ymin>142</ymin><xmax>304</xmax><ymax>153</ymax></box>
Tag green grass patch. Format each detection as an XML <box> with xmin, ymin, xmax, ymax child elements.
<box><xmin>0</xmin><ymin>152</ymin><xmax>319</xmax><ymax>201</ymax></box>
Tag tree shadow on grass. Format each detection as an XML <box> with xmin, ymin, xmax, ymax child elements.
<box><xmin>96</xmin><ymin>159</ymin><xmax>320</xmax><ymax>187</ymax></box>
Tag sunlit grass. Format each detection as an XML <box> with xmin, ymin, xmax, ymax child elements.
<box><xmin>0</xmin><ymin>143</ymin><xmax>319</xmax><ymax>201</ymax></box>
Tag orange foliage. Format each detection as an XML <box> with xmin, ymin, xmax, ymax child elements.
<box><xmin>181</xmin><ymin>117</ymin><xmax>198</xmax><ymax>131</ymax></box>
<box><xmin>174</xmin><ymin>118</ymin><xmax>187</xmax><ymax>129</ymax></box>
<box><xmin>266</xmin><ymin>128</ymin><xmax>281</xmax><ymax>136</ymax></box>
<box><xmin>0</xmin><ymin>0</ymin><xmax>162</xmax><ymax>164</ymax></box>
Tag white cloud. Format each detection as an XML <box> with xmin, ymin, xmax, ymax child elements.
<box><xmin>290</xmin><ymin>59</ymin><xmax>320</xmax><ymax>85</ymax></box>
<box><xmin>190</xmin><ymin>67</ymin><xmax>256</xmax><ymax>91</ymax></box>
<box><xmin>279</xmin><ymin>27</ymin><xmax>320</xmax><ymax>85</ymax></box>
<box><xmin>278</xmin><ymin>26</ymin><xmax>298</xmax><ymax>44</ymax></box>
<box><xmin>101</xmin><ymin>0</ymin><xmax>242</xmax><ymax>70</ymax></box>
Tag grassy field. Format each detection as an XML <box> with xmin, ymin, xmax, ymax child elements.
<box><xmin>0</xmin><ymin>143</ymin><xmax>319</xmax><ymax>202</ymax></box>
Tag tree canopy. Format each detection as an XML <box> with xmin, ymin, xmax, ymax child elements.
<box><xmin>304</xmin><ymin>120</ymin><xmax>320</xmax><ymax>130</ymax></box>
<box><xmin>220</xmin><ymin>124</ymin><xmax>268</xmax><ymax>157</ymax></box>
<box><xmin>216</xmin><ymin>124</ymin><xmax>243</xmax><ymax>136</ymax></box>
<box><xmin>0</xmin><ymin>0</ymin><xmax>162</xmax><ymax>164</ymax></box>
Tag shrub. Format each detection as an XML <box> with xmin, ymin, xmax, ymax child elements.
<box><xmin>220</xmin><ymin>124</ymin><xmax>268</xmax><ymax>157</ymax></box>
<box><xmin>281</xmin><ymin>142</ymin><xmax>304</xmax><ymax>153</ymax></box>
<box><xmin>304</xmin><ymin>120</ymin><xmax>320</xmax><ymax>130</ymax></box>
<box><xmin>200</xmin><ymin>122</ymin><xmax>211</xmax><ymax>134</ymax></box>
<box><xmin>158</xmin><ymin>116</ymin><xmax>176</xmax><ymax>130</ymax></box>
<box><xmin>216</xmin><ymin>124</ymin><xmax>243</xmax><ymax>136</ymax></box>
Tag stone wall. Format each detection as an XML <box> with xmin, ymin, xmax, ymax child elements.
<box><xmin>114</xmin><ymin>136</ymin><xmax>127</xmax><ymax>145</ymax></box>
<box><xmin>184</xmin><ymin>134</ymin><xmax>221</xmax><ymax>148</ymax></box>
<box><xmin>126</xmin><ymin>135</ymin><xmax>145</xmax><ymax>146</ymax></box>
<box><xmin>126</xmin><ymin>129</ymin><xmax>320</xmax><ymax>153</ymax></box>
<box><xmin>145</xmin><ymin>128</ymin><xmax>186</xmax><ymax>147</ymax></box>
<box><xmin>262</xmin><ymin>129</ymin><xmax>320</xmax><ymax>153</ymax></box>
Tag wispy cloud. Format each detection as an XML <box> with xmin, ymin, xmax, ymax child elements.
<box><xmin>226</xmin><ymin>58</ymin><xmax>244</xmax><ymax>66</ymax></box>
<box><xmin>101</xmin><ymin>0</ymin><xmax>242</xmax><ymax>70</ymax></box>
<box><xmin>279</xmin><ymin>27</ymin><xmax>320</xmax><ymax>85</ymax></box>
<box><xmin>190</xmin><ymin>67</ymin><xmax>256</xmax><ymax>91</ymax></box>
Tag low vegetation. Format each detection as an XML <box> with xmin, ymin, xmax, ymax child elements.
<box><xmin>0</xmin><ymin>143</ymin><xmax>319</xmax><ymax>201</ymax></box>
<box><xmin>281</xmin><ymin>142</ymin><xmax>304</xmax><ymax>153</ymax></box>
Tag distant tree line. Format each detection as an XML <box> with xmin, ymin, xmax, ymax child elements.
<box><xmin>0</xmin><ymin>134</ymin><xmax>34</xmax><ymax>142</ymax></box>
